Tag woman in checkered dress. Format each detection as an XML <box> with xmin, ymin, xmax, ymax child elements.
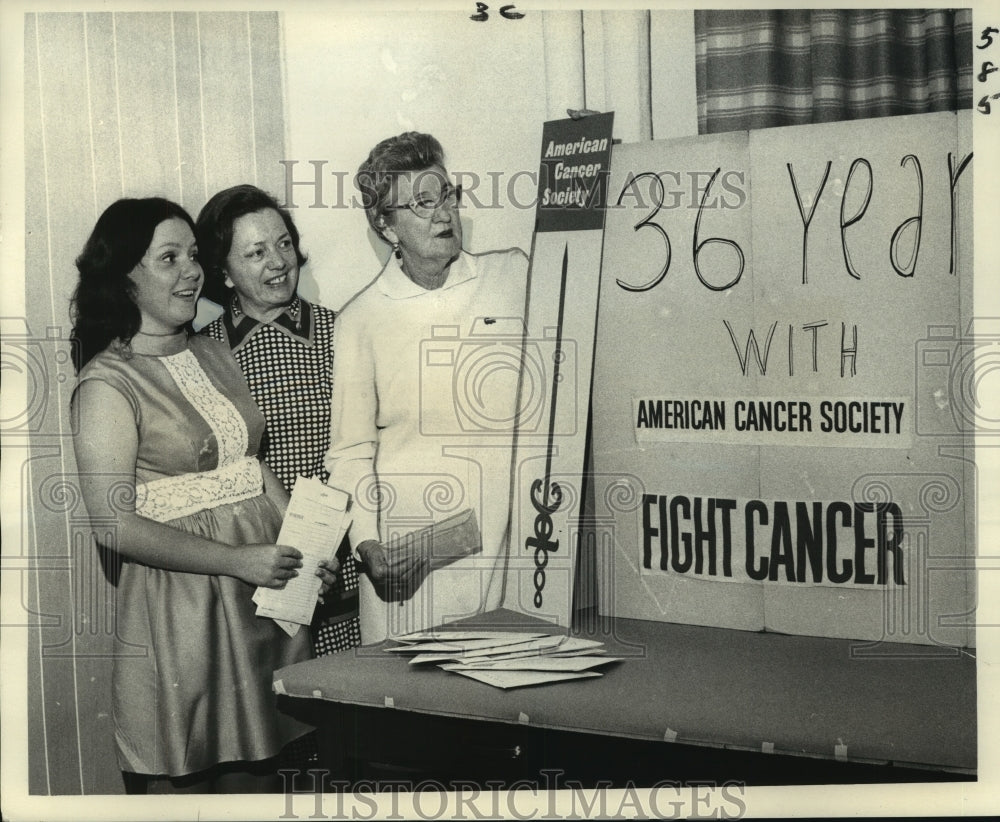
<box><xmin>196</xmin><ymin>185</ymin><xmax>360</xmax><ymax>655</ymax></box>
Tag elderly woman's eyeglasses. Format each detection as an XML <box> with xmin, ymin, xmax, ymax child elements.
<box><xmin>385</xmin><ymin>183</ymin><xmax>462</xmax><ymax>219</ymax></box>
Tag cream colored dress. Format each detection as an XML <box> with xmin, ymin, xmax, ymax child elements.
<box><xmin>76</xmin><ymin>335</ymin><xmax>310</xmax><ymax>777</ymax></box>
<box><xmin>325</xmin><ymin>248</ymin><xmax>529</xmax><ymax>643</ymax></box>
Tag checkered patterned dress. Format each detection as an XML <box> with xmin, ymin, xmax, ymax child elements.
<box><xmin>203</xmin><ymin>297</ymin><xmax>360</xmax><ymax>654</ymax></box>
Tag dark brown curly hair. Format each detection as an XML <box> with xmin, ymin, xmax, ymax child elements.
<box><xmin>70</xmin><ymin>197</ymin><xmax>196</xmax><ymax>373</ymax></box>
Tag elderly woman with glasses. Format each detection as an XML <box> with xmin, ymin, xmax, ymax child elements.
<box><xmin>325</xmin><ymin>131</ymin><xmax>529</xmax><ymax>643</ymax></box>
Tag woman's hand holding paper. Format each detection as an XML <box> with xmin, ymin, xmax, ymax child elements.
<box><xmin>357</xmin><ymin>539</ymin><xmax>431</xmax><ymax>603</ymax></box>
<box><xmin>315</xmin><ymin>558</ymin><xmax>340</xmax><ymax>604</ymax></box>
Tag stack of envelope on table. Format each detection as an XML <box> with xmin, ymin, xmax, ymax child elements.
<box><xmin>385</xmin><ymin>630</ymin><xmax>621</xmax><ymax>689</ymax></box>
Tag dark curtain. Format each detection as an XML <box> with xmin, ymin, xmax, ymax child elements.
<box><xmin>695</xmin><ymin>8</ymin><xmax>973</xmax><ymax>134</ymax></box>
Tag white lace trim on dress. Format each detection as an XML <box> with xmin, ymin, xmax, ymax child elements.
<box><xmin>135</xmin><ymin>456</ymin><xmax>262</xmax><ymax>523</ymax></box>
<box><xmin>160</xmin><ymin>349</ymin><xmax>249</xmax><ymax>466</ymax></box>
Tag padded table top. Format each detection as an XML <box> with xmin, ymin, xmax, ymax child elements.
<box><xmin>274</xmin><ymin>609</ymin><xmax>975</xmax><ymax>772</ymax></box>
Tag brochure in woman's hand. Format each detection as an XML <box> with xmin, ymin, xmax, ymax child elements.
<box><xmin>253</xmin><ymin>477</ymin><xmax>351</xmax><ymax>635</ymax></box>
<box><xmin>385</xmin><ymin>508</ymin><xmax>482</xmax><ymax>573</ymax></box>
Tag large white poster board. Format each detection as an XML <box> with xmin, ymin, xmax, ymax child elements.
<box><xmin>592</xmin><ymin>111</ymin><xmax>974</xmax><ymax>646</ymax></box>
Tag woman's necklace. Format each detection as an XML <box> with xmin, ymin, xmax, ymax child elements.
<box><xmin>129</xmin><ymin>328</ymin><xmax>188</xmax><ymax>356</ymax></box>
<box><xmin>136</xmin><ymin>329</ymin><xmax>184</xmax><ymax>337</ymax></box>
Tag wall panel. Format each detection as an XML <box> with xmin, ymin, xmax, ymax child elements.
<box><xmin>22</xmin><ymin>10</ymin><xmax>286</xmax><ymax>795</ymax></box>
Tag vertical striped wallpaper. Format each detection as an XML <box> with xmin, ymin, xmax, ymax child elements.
<box><xmin>23</xmin><ymin>11</ymin><xmax>285</xmax><ymax>795</ymax></box>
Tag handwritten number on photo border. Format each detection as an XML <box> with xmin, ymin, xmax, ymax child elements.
<box><xmin>470</xmin><ymin>3</ymin><xmax>524</xmax><ymax>21</ymax></box>
<box><xmin>976</xmin><ymin>26</ymin><xmax>998</xmax><ymax>49</ymax></box>
<box><xmin>977</xmin><ymin>92</ymin><xmax>1000</xmax><ymax>115</ymax></box>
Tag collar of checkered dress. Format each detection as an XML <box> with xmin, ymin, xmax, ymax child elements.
<box><xmin>222</xmin><ymin>294</ymin><xmax>314</xmax><ymax>352</ymax></box>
